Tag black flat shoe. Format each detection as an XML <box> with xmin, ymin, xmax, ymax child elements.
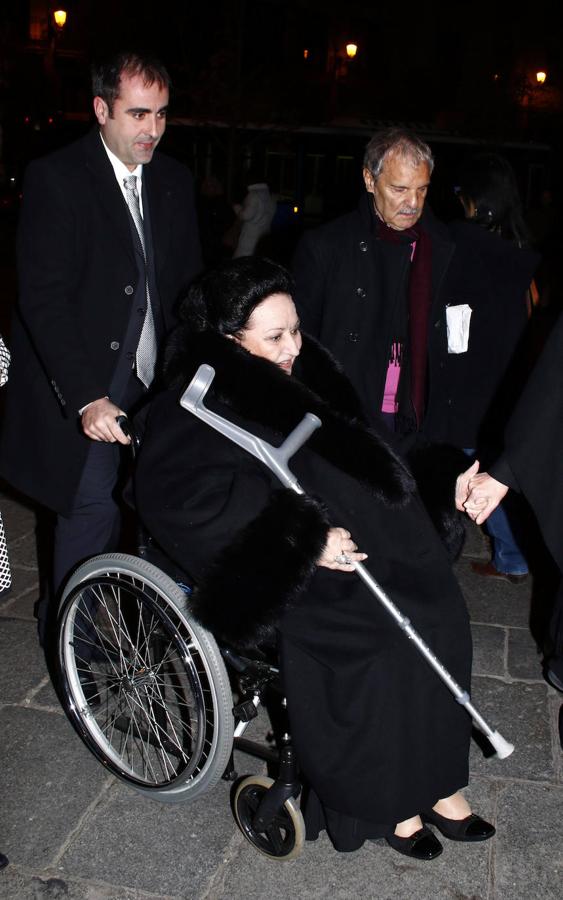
<box><xmin>422</xmin><ymin>809</ymin><xmax>495</xmax><ymax>842</ymax></box>
<box><xmin>386</xmin><ymin>826</ymin><xmax>443</xmax><ymax>860</ymax></box>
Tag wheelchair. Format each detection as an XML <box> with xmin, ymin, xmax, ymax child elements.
<box><xmin>56</xmin><ymin>548</ymin><xmax>306</xmax><ymax>861</ymax></box>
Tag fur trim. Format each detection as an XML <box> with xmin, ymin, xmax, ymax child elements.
<box><xmin>190</xmin><ymin>490</ymin><xmax>330</xmax><ymax>649</ymax></box>
<box><xmin>164</xmin><ymin>329</ymin><xmax>416</xmax><ymax>506</ymax></box>
<box><xmin>407</xmin><ymin>441</ymin><xmax>468</xmax><ymax>560</ymax></box>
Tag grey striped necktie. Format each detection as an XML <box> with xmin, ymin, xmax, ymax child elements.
<box><xmin>123</xmin><ymin>175</ymin><xmax>157</xmax><ymax>388</ymax></box>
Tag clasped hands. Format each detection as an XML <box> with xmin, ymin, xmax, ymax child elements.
<box><xmin>455</xmin><ymin>460</ymin><xmax>509</xmax><ymax>525</ymax></box>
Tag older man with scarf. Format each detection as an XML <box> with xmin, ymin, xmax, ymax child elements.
<box><xmin>292</xmin><ymin>128</ymin><xmax>482</xmax><ymax>448</ymax></box>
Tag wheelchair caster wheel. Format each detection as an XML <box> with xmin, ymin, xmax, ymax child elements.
<box><xmin>234</xmin><ymin>775</ymin><xmax>305</xmax><ymax>860</ymax></box>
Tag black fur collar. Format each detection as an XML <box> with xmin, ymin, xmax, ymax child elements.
<box><xmin>163</xmin><ymin>329</ymin><xmax>416</xmax><ymax>505</ymax></box>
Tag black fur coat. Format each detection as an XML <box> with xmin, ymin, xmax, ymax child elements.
<box><xmin>136</xmin><ymin>330</ymin><xmax>463</xmax><ymax>648</ymax></box>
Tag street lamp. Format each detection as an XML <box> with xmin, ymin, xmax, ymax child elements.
<box><xmin>346</xmin><ymin>43</ymin><xmax>358</xmax><ymax>60</ymax></box>
<box><xmin>53</xmin><ymin>10</ymin><xmax>68</xmax><ymax>30</ymax></box>
<box><xmin>536</xmin><ymin>70</ymin><xmax>547</xmax><ymax>85</ymax></box>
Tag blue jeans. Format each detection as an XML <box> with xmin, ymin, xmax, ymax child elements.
<box><xmin>464</xmin><ymin>449</ymin><xmax>528</xmax><ymax>575</ymax></box>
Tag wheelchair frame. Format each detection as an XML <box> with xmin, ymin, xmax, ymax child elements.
<box><xmin>57</xmin><ymin>551</ymin><xmax>305</xmax><ymax>860</ymax></box>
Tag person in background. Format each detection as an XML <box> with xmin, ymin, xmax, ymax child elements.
<box><xmin>232</xmin><ymin>168</ymin><xmax>277</xmax><ymax>258</ymax></box>
<box><xmin>433</xmin><ymin>153</ymin><xmax>538</xmax><ymax>584</ymax></box>
<box><xmin>292</xmin><ymin>128</ymin><xmax>484</xmax><ymax>443</ymax></box>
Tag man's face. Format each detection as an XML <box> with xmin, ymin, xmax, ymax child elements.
<box><xmin>93</xmin><ymin>73</ymin><xmax>169</xmax><ymax>171</ymax></box>
<box><xmin>363</xmin><ymin>152</ymin><xmax>431</xmax><ymax>231</ymax></box>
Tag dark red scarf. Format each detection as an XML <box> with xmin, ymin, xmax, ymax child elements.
<box><xmin>377</xmin><ymin>219</ymin><xmax>433</xmax><ymax>429</ymax></box>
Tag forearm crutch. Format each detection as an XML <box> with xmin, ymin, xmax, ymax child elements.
<box><xmin>180</xmin><ymin>364</ymin><xmax>514</xmax><ymax>759</ymax></box>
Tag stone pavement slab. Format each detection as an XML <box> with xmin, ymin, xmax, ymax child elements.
<box><xmin>507</xmin><ymin>627</ymin><xmax>544</xmax><ymax>681</ymax></box>
<box><xmin>469</xmin><ymin>679</ymin><xmax>554</xmax><ymax>781</ymax></box>
<box><xmin>495</xmin><ymin>781</ymin><xmax>563</xmax><ymax>900</ymax></box>
<box><xmin>0</xmin><ymin>706</ymin><xmax>111</xmax><ymax>868</ymax></box>
<box><xmin>0</xmin><ymin>618</ymin><xmax>52</xmax><ymax>704</ymax></box>
<box><xmin>8</xmin><ymin>530</ymin><xmax>40</xmax><ymax>571</ymax></box>
<box><xmin>0</xmin><ymin>568</ymin><xmax>40</xmax><ymax>615</ymax></box>
<box><xmin>471</xmin><ymin>623</ymin><xmax>506</xmax><ymax>677</ymax></box>
<box><xmin>59</xmin><ymin>782</ymin><xmax>240</xmax><ymax>898</ymax></box>
<box><xmin>455</xmin><ymin>562</ymin><xmax>532</xmax><ymax>628</ymax></box>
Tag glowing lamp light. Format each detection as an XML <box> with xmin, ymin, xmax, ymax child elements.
<box><xmin>293</xmin><ymin>205</ymin><xmax>299</xmax><ymax>214</ymax></box>
<box><xmin>303</xmin><ymin>48</ymin><xmax>309</xmax><ymax>60</ymax></box>
<box><xmin>536</xmin><ymin>71</ymin><xmax>547</xmax><ymax>84</ymax></box>
<box><xmin>346</xmin><ymin>43</ymin><xmax>358</xmax><ymax>59</ymax></box>
<box><xmin>53</xmin><ymin>9</ymin><xmax>67</xmax><ymax>29</ymax></box>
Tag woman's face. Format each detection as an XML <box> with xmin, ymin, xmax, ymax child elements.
<box><xmin>235</xmin><ymin>292</ymin><xmax>302</xmax><ymax>374</ymax></box>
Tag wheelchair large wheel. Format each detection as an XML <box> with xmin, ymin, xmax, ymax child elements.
<box><xmin>57</xmin><ymin>553</ymin><xmax>234</xmax><ymax>803</ymax></box>
<box><xmin>234</xmin><ymin>776</ymin><xmax>305</xmax><ymax>860</ymax></box>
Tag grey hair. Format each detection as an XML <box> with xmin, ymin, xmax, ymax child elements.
<box><xmin>363</xmin><ymin>128</ymin><xmax>434</xmax><ymax>179</ymax></box>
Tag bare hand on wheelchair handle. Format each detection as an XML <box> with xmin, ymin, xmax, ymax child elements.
<box><xmin>318</xmin><ymin>527</ymin><xmax>367</xmax><ymax>571</ymax></box>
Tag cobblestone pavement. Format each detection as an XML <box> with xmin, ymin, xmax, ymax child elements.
<box><xmin>1</xmin><ymin>484</ymin><xmax>562</xmax><ymax>900</ymax></box>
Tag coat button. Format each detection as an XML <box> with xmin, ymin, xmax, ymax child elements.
<box><xmin>124</xmin><ymin>285</ymin><xmax>134</xmax><ymax>295</ymax></box>
<box><xmin>359</xmin><ymin>241</ymin><xmax>368</xmax><ymax>252</ymax></box>
<box><xmin>356</xmin><ymin>287</ymin><xmax>366</xmax><ymax>298</ymax></box>
<box><xmin>348</xmin><ymin>332</ymin><xmax>360</xmax><ymax>343</ymax></box>
<box><xmin>110</xmin><ymin>341</ymin><xmax>120</xmax><ymax>351</ymax></box>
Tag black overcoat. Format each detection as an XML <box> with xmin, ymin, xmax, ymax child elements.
<box><xmin>422</xmin><ymin>220</ymin><xmax>538</xmax><ymax>451</ymax></box>
<box><xmin>292</xmin><ymin>194</ymin><xmax>478</xmax><ymax>433</ymax></box>
<box><xmin>134</xmin><ymin>331</ymin><xmax>473</xmax><ymax>850</ymax></box>
<box><xmin>0</xmin><ymin>128</ymin><xmax>201</xmax><ymax>515</ymax></box>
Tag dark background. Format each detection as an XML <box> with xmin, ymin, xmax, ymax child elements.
<box><xmin>1</xmin><ymin>0</ymin><xmax>563</xmax><ymax>320</ymax></box>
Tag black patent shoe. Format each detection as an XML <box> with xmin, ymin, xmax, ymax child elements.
<box><xmin>422</xmin><ymin>809</ymin><xmax>495</xmax><ymax>842</ymax></box>
<box><xmin>386</xmin><ymin>826</ymin><xmax>443</xmax><ymax>860</ymax></box>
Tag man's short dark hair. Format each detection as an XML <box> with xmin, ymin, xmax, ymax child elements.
<box><xmin>91</xmin><ymin>51</ymin><xmax>171</xmax><ymax>115</ymax></box>
<box><xmin>363</xmin><ymin>128</ymin><xmax>434</xmax><ymax>179</ymax></box>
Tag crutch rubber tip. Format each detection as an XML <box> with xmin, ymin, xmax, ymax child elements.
<box><xmin>489</xmin><ymin>731</ymin><xmax>514</xmax><ymax>759</ymax></box>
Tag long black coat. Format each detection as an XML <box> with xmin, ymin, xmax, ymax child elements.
<box><xmin>134</xmin><ymin>331</ymin><xmax>472</xmax><ymax>850</ymax></box>
<box><xmin>292</xmin><ymin>194</ymin><xmax>472</xmax><ymax>433</ymax></box>
<box><xmin>0</xmin><ymin>128</ymin><xmax>201</xmax><ymax>516</ymax></box>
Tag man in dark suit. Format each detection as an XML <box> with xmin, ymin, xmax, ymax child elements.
<box><xmin>0</xmin><ymin>51</ymin><xmax>201</xmax><ymax>640</ymax></box>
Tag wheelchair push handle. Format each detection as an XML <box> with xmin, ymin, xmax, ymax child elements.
<box><xmin>180</xmin><ymin>363</ymin><xmax>514</xmax><ymax>760</ymax></box>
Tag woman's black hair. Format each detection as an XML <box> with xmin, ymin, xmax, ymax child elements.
<box><xmin>161</xmin><ymin>257</ymin><xmax>295</xmax><ymax>388</ymax></box>
<box><xmin>458</xmin><ymin>153</ymin><xmax>530</xmax><ymax>246</ymax></box>
<box><xmin>177</xmin><ymin>256</ymin><xmax>294</xmax><ymax>336</ymax></box>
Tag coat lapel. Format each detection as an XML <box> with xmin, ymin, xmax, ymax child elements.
<box><xmin>82</xmin><ymin>130</ymin><xmax>136</xmax><ymax>265</ymax></box>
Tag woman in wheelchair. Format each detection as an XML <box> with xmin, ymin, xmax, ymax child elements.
<box><xmin>134</xmin><ymin>256</ymin><xmax>494</xmax><ymax>859</ymax></box>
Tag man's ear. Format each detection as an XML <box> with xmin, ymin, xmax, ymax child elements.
<box><xmin>93</xmin><ymin>96</ymin><xmax>109</xmax><ymax>126</ymax></box>
<box><xmin>363</xmin><ymin>167</ymin><xmax>375</xmax><ymax>193</ymax></box>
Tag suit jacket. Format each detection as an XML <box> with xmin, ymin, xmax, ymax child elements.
<box><xmin>291</xmin><ymin>194</ymin><xmax>485</xmax><ymax>439</ymax></box>
<box><xmin>0</xmin><ymin>128</ymin><xmax>201</xmax><ymax>515</ymax></box>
